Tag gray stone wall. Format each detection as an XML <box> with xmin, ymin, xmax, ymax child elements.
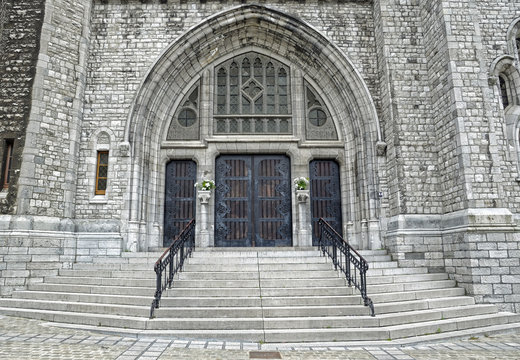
<box><xmin>420</xmin><ymin>0</ymin><xmax>461</xmax><ymax>214</ymax></box>
<box><xmin>0</xmin><ymin>217</ymin><xmax>122</xmax><ymax>296</ymax></box>
<box><xmin>476</xmin><ymin>0</ymin><xmax>520</xmax><ymax>213</ymax></box>
<box><xmin>76</xmin><ymin>0</ymin><xmax>378</xmax><ymax>220</ymax></box>
<box><xmin>373</xmin><ymin>0</ymin><xmax>441</xmax><ymax>218</ymax></box>
<box><xmin>0</xmin><ymin>0</ymin><xmax>45</xmax><ymax>214</ymax></box>
<box><xmin>15</xmin><ymin>0</ymin><xmax>93</xmax><ymax>219</ymax></box>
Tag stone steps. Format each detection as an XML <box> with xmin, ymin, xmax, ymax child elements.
<box><xmin>1</xmin><ymin>246</ymin><xmax>520</xmax><ymax>343</ymax></box>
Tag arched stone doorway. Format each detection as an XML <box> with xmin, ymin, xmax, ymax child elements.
<box><xmin>123</xmin><ymin>5</ymin><xmax>383</xmax><ymax>251</ymax></box>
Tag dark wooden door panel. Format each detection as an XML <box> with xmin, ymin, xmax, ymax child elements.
<box><xmin>215</xmin><ymin>155</ymin><xmax>292</xmax><ymax>247</ymax></box>
<box><xmin>310</xmin><ymin>160</ymin><xmax>342</xmax><ymax>245</ymax></box>
<box><xmin>254</xmin><ymin>156</ymin><xmax>291</xmax><ymax>247</ymax></box>
<box><xmin>164</xmin><ymin>160</ymin><xmax>196</xmax><ymax>247</ymax></box>
<box><xmin>215</xmin><ymin>156</ymin><xmax>253</xmax><ymax>247</ymax></box>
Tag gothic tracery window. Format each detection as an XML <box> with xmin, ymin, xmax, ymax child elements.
<box><xmin>167</xmin><ymin>82</ymin><xmax>200</xmax><ymax>140</ymax></box>
<box><xmin>214</xmin><ymin>52</ymin><xmax>292</xmax><ymax>134</ymax></box>
<box><xmin>305</xmin><ymin>83</ymin><xmax>338</xmax><ymax>140</ymax></box>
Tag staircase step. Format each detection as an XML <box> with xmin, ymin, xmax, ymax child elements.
<box><xmin>357</xmin><ymin>250</ymin><xmax>390</xmax><ymax>256</ymax></box>
<box><xmin>261</xmin><ymin>295</ymin><xmax>362</xmax><ymax>307</ymax></box>
<box><xmin>160</xmin><ymin>296</ymin><xmax>262</xmax><ymax>307</ymax></box>
<box><xmin>192</xmin><ymin>249</ymin><xmax>321</xmax><ymax>258</ymax></box>
<box><xmin>183</xmin><ymin>263</ymin><xmax>334</xmax><ymax>272</ymax></box>
<box><xmin>178</xmin><ymin>270</ymin><xmax>340</xmax><ymax>280</ymax></box>
<box><xmin>386</xmin><ymin>312</ymin><xmax>520</xmax><ymax>339</ymax></box>
<box><xmin>44</xmin><ymin>276</ymin><xmax>155</xmax><ymax>287</ymax></box>
<box><xmin>370</xmin><ymin>287</ymin><xmax>466</xmax><ymax>303</ymax></box>
<box><xmin>367</xmin><ymin>280</ymin><xmax>457</xmax><ymax>294</ymax></box>
<box><xmin>187</xmin><ymin>257</ymin><xmax>329</xmax><ymax>265</ymax></box>
<box><xmin>0</xmin><ymin>307</ymin><xmax>148</xmax><ymax>329</ymax></box>
<box><xmin>59</xmin><ymin>269</ymin><xmax>156</xmax><ymax>279</ymax></box>
<box><xmin>12</xmin><ymin>290</ymin><xmax>153</xmax><ymax>306</ymax></box>
<box><xmin>28</xmin><ymin>283</ymin><xmax>155</xmax><ymax>296</ymax></box>
<box><xmin>147</xmin><ymin>317</ymin><xmax>265</xmax><ymax>330</ymax></box>
<box><xmin>2</xmin><ymin>246</ymin><xmax>518</xmax><ymax>344</ymax></box>
<box><xmin>171</xmin><ymin>278</ymin><xmax>346</xmax><ymax>288</ymax></box>
<box><xmin>166</xmin><ymin>286</ymin><xmax>354</xmax><ymax>297</ymax></box>
<box><xmin>0</xmin><ymin>298</ymin><xmax>150</xmax><ymax>317</ymax></box>
<box><xmin>367</xmin><ymin>267</ymin><xmax>428</xmax><ymax>276</ymax></box>
<box><xmin>366</xmin><ymin>273</ymin><xmax>448</xmax><ymax>285</ymax></box>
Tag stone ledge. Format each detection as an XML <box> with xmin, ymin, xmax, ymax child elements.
<box><xmin>387</xmin><ymin>208</ymin><xmax>517</xmax><ymax>236</ymax></box>
<box><xmin>0</xmin><ymin>215</ymin><xmax>121</xmax><ymax>233</ymax></box>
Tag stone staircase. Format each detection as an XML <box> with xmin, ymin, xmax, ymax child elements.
<box><xmin>1</xmin><ymin>247</ymin><xmax>520</xmax><ymax>343</ymax></box>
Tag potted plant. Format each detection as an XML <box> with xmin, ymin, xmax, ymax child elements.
<box><xmin>294</xmin><ymin>177</ymin><xmax>310</xmax><ymax>202</ymax></box>
<box><xmin>195</xmin><ymin>179</ymin><xmax>215</xmax><ymax>204</ymax></box>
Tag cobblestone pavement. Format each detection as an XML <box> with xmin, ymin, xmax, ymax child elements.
<box><xmin>1</xmin><ymin>315</ymin><xmax>520</xmax><ymax>359</ymax></box>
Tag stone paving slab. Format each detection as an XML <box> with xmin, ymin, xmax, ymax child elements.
<box><xmin>1</xmin><ymin>315</ymin><xmax>520</xmax><ymax>359</ymax></box>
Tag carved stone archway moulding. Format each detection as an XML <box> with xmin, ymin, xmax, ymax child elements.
<box><xmin>122</xmin><ymin>4</ymin><xmax>384</xmax><ymax>251</ymax></box>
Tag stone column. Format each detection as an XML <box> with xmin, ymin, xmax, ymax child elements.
<box><xmin>197</xmin><ymin>190</ymin><xmax>212</xmax><ymax>248</ymax></box>
<box><xmin>296</xmin><ymin>189</ymin><xmax>311</xmax><ymax>247</ymax></box>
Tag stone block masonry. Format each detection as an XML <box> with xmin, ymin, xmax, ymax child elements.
<box><xmin>0</xmin><ymin>215</ymin><xmax>123</xmax><ymax>296</ymax></box>
<box><xmin>1</xmin><ymin>0</ymin><xmax>520</xmax><ymax>315</ymax></box>
<box><xmin>387</xmin><ymin>209</ymin><xmax>520</xmax><ymax>313</ymax></box>
<box><xmin>0</xmin><ymin>0</ymin><xmax>45</xmax><ymax>214</ymax></box>
<box><xmin>76</xmin><ymin>0</ymin><xmax>379</xmax><ymax>221</ymax></box>
<box><xmin>15</xmin><ymin>0</ymin><xmax>93</xmax><ymax>219</ymax></box>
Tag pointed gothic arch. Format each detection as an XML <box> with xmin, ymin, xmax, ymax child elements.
<box><xmin>122</xmin><ymin>5</ymin><xmax>383</xmax><ymax>251</ymax></box>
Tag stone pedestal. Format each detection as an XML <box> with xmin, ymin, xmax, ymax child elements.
<box><xmin>197</xmin><ymin>190</ymin><xmax>212</xmax><ymax>248</ymax></box>
<box><xmin>296</xmin><ymin>189</ymin><xmax>311</xmax><ymax>247</ymax></box>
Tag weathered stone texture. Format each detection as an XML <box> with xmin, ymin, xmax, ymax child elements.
<box><xmin>373</xmin><ymin>0</ymin><xmax>441</xmax><ymax>217</ymax></box>
<box><xmin>444</xmin><ymin>231</ymin><xmax>520</xmax><ymax>313</ymax></box>
<box><xmin>476</xmin><ymin>0</ymin><xmax>520</xmax><ymax>213</ymax></box>
<box><xmin>2</xmin><ymin>0</ymin><xmax>520</xmax><ymax>310</ymax></box>
<box><xmin>76</xmin><ymin>0</ymin><xmax>378</xmax><ymax>219</ymax></box>
<box><xmin>15</xmin><ymin>0</ymin><xmax>92</xmax><ymax>218</ymax></box>
<box><xmin>0</xmin><ymin>0</ymin><xmax>45</xmax><ymax>214</ymax></box>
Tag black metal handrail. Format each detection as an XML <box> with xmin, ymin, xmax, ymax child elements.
<box><xmin>317</xmin><ymin>218</ymin><xmax>375</xmax><ymax>317</ymax></box>
<box><xmin>150</xmin><ymin>219</ymin><xmax>195</xmax><ymax>318</ymax></box>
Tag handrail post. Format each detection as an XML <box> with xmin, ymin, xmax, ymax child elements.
<box><xmin>155</xmin><ymin>264</ymin><xmax>161</xmax><ymax>307</ymax></box>
<box><xmin>346</xmin><ymin>249</ymin><xmax>351</xmax><ymax>287</ymax></box>
<box><xmin>332</xmin><ymin>238</ymin><xmax>337</xmax><ymax>270</ymax></box>
<box><xmin>180</xmin><ymin>242</ymin><xmax>185</xmax><ymax>269</ymax></box>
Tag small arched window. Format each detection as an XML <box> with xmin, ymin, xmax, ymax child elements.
<box><xmin>499</xmin><ymin>75</ymin><xmax>510</xmax><ymax>109</ymax></box>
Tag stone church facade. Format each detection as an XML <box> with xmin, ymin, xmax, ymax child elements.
<box><xmin>1</xmin><ymin>0</ymin><xmax>520</xmax><ymax>312</ymax></box>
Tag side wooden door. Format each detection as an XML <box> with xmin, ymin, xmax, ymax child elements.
<box><xmin>310</xmin><ymin>160</ymin><xmax>342</xmax><ymax>245</ymax></box>
<box><xmin>163</xmin><ymin>160</ymin><xmax>196</xmax><ymax>247</ymax></box>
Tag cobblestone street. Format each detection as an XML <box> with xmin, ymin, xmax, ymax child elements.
<box><xmin>1</xmin><ymin>315</ymin><xmax>520</xmax><ymax>360</ymax></box>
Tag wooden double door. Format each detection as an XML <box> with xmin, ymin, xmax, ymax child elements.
<box><xmin>215</xmin><ymin>155</ymin><xmax>292</xmax><ymax>247</ymax></box>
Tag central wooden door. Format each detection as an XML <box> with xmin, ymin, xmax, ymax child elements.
<box><xmin>215</xmin><ymin>155</ymin><xmax>292</xmax><ymax>247</ymax></box>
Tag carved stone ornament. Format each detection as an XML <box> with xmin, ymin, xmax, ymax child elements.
<box><xmin>296</xmin><ymin>189</ymin><xmax>310</xmax><ymax>203</ymax></box>
<box><xmin>376</xmin><ymin>141</ymin><xmax>387</xmax><ymax>156</ymax></box>
<box><xmin>119</xmin><ymin>141</ymin><xmax>130</xmax><ymax>157</ymax></box>
<box><xmin>198</xmin><ymin>190</ymin><xmax>212</xmax><ymax>204</ymax></box>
